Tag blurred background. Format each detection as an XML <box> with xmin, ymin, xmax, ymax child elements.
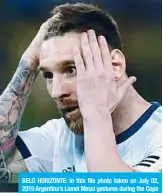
<box><xmin>0</xmin><ymin>0</ymin><xmax>162</xmax><ymax>131</ymax></box>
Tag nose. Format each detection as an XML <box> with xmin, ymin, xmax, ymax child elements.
<box><xmin>51</xmin><ymin>77</ymin><xmax>71</xmax><ymax>101</ymax></box>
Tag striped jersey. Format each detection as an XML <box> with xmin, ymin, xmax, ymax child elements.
<box><xmin>16</xmin><ymin>102</ymin><xmax>162</xmax><ymax>172</ymax></box>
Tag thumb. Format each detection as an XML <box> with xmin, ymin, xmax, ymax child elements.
<box><xmin>118</xmin><ymin>76</ymin><xmax>137</xmax><ymax>98</ymax></box>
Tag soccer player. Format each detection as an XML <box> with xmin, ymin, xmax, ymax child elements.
<box><xmin>0</xmin><ymin>3</ymin><xmax>162</xmax><ymax>183</ymax></box>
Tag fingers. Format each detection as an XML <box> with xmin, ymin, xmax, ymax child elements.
<box><xmin>40</xmin><ymin>20</ymin><xmax>49</xmax><ymax>30</ymax></box>
<box><xmin>87</xmin><ymin>30</ymin><xmax>103</xmax><ymax>69</ymax></box>
<box><xmin>72</xmin><ymin>47</ymin><xmax>85</xmax><ymax>78</ymax></box>
<box><xmin>98</xmin><ymin>36</ymin><xmax>112</xmax><ymax>71</ymax></box>
<box><xmin>81</xmin><ymin>32</ymin><xmax>94</xmax><ymax>72</ymax></box>
<box><xmin>73</xmin><ymin>30</ymin><xmax>113</xmax><ymax>77</ymax></box>
<box><xmin>41</xmin><ymin>13</ymin><xmax>60</xmax><ymax>30</ymax></box>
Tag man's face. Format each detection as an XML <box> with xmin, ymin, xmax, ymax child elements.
<box><xmin>40</xmin><ymin>32</ymin><xmax>83</xmax><ymax>135</ymax></box>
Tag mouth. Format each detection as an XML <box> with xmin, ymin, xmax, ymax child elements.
<box><xmin>62</xmin><ymin>106</ymin><xmax>79</xmax><ymax>115</ymax></box>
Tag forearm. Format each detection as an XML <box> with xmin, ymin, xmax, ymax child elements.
<box><xmin>83</xmin><ymin>109</ymin><xmax>132</xmax><ymax>172</ymax></box>
<box><xmin>0</xmin><ymin>60</ymin><xmax>36</xmax><ymax>183</ymax></box>
<box><xmin>0</xmin><ymin>147</ymin><xmax>28</xmax><ymax>183</ymax></box>
<box><xmin>0</xmin><ymin>19</ymin><xmax>50</xmax><ymax>183</ymax></box>
<box><xmin>0</xmin><ymin>59</ymin><xmax>37</xmax><ymax>150</ymax></box>
<box><xmin>0</xmin><ymin>150</ymin><xmax>12</xmax><ymax>182</ymax></box>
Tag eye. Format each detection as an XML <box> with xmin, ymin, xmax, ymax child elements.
<box><xmin>43</xmin><ymin>72</ymin><xmax>53</xmax><ymax>80</ymax></box>
<box><xmin>65</xmin><ymin>66</ymin><xmax>76</xmax><ymax>76</ymax></box>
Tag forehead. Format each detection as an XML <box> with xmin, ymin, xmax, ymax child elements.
<box><xmin>40</xmin><ymin>32</ymin><xmax>81</xmax><ymax>61</ymax></box>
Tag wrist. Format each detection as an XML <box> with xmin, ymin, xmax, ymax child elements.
<box><xmin>82</xmin><ymin>106</ymin><xmax>114</xmax><ymax>137</ymax></box>
<box><xmin>81</xmin><ymin>105</ymin><xmax>112</xmax><ymax>125</ymax></box>
<box><xmin>21</xmin><ymin>50</ymin><xmax>39</xmax><ymax>71</ymax></box>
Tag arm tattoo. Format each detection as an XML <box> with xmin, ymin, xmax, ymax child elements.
<box><xmin>0</xmin><ymin>60</ymin><xmax>37</xmax><ymax>182</ymax></box>
<box><xmin>0</xmin><ymin>150</ymin><xmax>12</xmax><ymax>183</ymax></box>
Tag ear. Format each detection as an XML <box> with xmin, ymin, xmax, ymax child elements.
<box><xmin>110</xmin><ymin>49</ymin><xmax>126</xmax><ymax>79</ymax></box>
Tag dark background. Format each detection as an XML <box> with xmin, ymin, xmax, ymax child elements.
<box><xmin>0</xmin><ymin>0</ymin><xmax>162</xmax><ymax>131</ymax></box>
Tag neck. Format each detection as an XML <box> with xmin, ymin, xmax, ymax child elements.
<box><xmin>112</xmin><ymin>86</ymin><xmax>151</xmax><ymax>136</ymax></box>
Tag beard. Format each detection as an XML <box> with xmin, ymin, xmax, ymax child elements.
<box><xmin>62</xmin><ymin>110</ymin><xmax>84</xmax><ymax>135</ymax></box>
<box><xmin>58</xmin><ymin>99</ymin><xmax>84</xmax><ymax>135</ymax></box>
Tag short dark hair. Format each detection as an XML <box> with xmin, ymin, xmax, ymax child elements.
<box><xmin>45</xmin><ymin>3</ymin><xmax>122</xmax><ymax>51</ymax></box>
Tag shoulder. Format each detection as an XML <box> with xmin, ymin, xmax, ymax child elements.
<box><xmin>18</xmin><ymin>117</ymin><xmax>69</xmax><ymax>151</ymax></box>
<box><xmin>146</xmin><ymin>104</ymin><xmax>162</xmax><ymax>141</ymax></box>
<box><xmin>136</xmin><ymin>103</ymin><xmax>162</xmax><ymax>140</ymax></box>
<box><xmin>19</xmin><ymin>117</ymin><xmax>68</xmax><ymax>138</ymax></box>
<box><xmin>148</xmin><ymin>104</ymin><xmax>162</xmax><ymax>126</ymax></box>
<box><xmin>16</xmin><ymin>118</ymin><xmax>69</xmax><ymax>161</ymax></box>
<box><xmin>117</xmin><ymin>103</ymin><xmax>162</xmax><ymax>168</ymax></box>
<box><xmin>137</xmin><ymin>103</ymin><xmax>162</xmax><ymax>150</ymax></box>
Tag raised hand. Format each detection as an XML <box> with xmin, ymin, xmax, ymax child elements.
<box><xmin>0</xmin><ymin>18</ymin><xmax>52</xmax><ymax>183</ymax></box>
<box><xmin>21</xmin><ymin>20</ymin><xmax>50</xmax><ymax>70</ymax></box>
<box><xmin>73</xmin><ymin>30</ymin><xmax>136</xmax><ymax>116</ymax></box>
